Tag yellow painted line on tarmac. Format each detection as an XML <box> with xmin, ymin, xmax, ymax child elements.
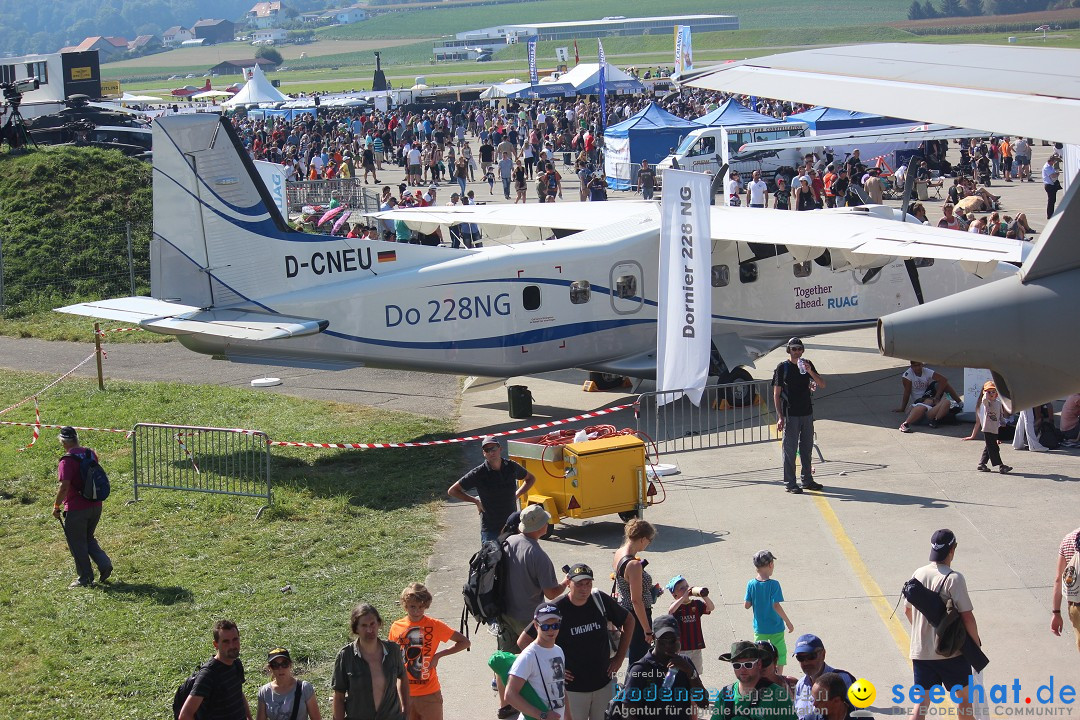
<box><xmin>811</xmin><ymin>492</ymin><xmax>911</xmax><ymax>658</ymax></box>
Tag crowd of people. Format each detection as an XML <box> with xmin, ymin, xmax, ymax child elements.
<box><xmin>220</xmin><ymin>85</ymin><xmax>1063</xmax><ymax>247</ymax></box>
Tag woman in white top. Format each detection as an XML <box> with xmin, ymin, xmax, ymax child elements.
<box><xmin>257</xmin><ymin>647</ymin><xmax>321</xmax><ymax>720</ymax></box>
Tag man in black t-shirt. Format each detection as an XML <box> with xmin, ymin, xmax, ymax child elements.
<box><xmin>772</xmin><ymin>338</ymin><xmax>827</xmax><ymax>495</ymax></box>
<box><xmin>178</xmin><ymin>619</ymin><xmax>252</xmax><ymax>720</ymax></box>
<box><xmin>520</xmin><ymin>563</ymin><xmax>635</xmax><ymax>719</ymax></box>
<box><xmin>448</xmin><ymin>436</ymin><xmax>536</xmax><ymax>543</ymax></box>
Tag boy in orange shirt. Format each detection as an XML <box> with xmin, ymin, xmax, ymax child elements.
<box><xmin>388</xmin><ymin>582</ymin><xmax>471</xmax><ymax>720</ymax></box>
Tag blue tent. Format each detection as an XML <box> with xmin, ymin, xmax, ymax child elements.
<box><xmin>604</xmin><ymin>103</ymin><xmax>701</xmax><ymax>190</ymax></box>
<box><xmin>785</xmin><ymin>106</ymin><xmax>913</xmax><ymax>133</ymax></box>
<box><xmin>695</xmin><ymin>99</ymin><xmax>787</xmax><ymax>127</ymax></box>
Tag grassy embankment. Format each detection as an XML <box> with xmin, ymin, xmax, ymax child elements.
<box><xmin>0</xmin><ymin>146</ymin><xmax>165</xmax><ymax>342</ymax></box>
<box><xmin>0</xmin><ymin>369</ymin><xmax>458</xmax><ymax>719</ymax></box>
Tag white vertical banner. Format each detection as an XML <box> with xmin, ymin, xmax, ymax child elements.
<box><xmin>254</xmin><ymin>160</ymin><xmax>289</xmax><ymax>217</ymax></box>
<box><xmin>527</xmin><ymin>37</ymin><xmax>539</xmax><ymax>85</ymax></box>
<box><xmin>657</xmin><ymin>169</ymin><xmax>712</xmax><ymax>406</ymax></box>
<box><xmin>720</xmin><ymin>126</ymin><xmax>733</xmax><ymax>206</ymax></box>
<box><xmin>674</xmin><ymin>26</ymin><xmax>693</xmax><ymax>78</ymax></box>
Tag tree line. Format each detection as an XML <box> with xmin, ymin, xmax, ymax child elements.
<box><xmin>0</xmin><ymin>0</ymin><xmax>332</xmax><ymax>56</ymax></box>
<box><xmin>907</xmin><ymin>0</ymin><xmax>1071</xmax><ymax>20</ymax></box>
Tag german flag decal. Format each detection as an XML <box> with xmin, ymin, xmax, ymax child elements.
<box><xmin>377</xmin><ymin>250</ymin><xmax>397</xmax><ymax>263</ymax></box>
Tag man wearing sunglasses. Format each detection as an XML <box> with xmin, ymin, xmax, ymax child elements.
<box><xmin>772</xmin><ymin>338</ymin><xmax>826</xmax><ymax>494</ymax></box>
<box><xmin>790</xmin><ymin>635</ymin><xmax>855</xmax><ymax>720</ymax></box>
<box><xmin>714</xmin><ymin>641</ymin><xmax>797</xmax><ymax>720</ymax></box>
<box><xmin>505</xmin><ymin>603</ymin><xmax>571</xmax><ymax>720</ymax></box>
<box><xmin>449</xmin><ymin>436</ymin><xmax>537</xmax><ymax>544</ymax></box>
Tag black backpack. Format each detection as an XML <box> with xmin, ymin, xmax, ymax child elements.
<box><xmin>65</xmin><ymin>449</ymin><xmax>111</xmax><ymax>502</ymax></box>
<box><xmin>172</xmin><ymin>660</ymin><xmax>211</xmax><ymax>720</ymax></box>
<box><xmin>461</xmin><ymin>538</ymin><xmax>508</xmax><ymax>635</ymax></box>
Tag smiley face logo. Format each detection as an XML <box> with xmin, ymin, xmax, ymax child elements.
<box><xmin>848</xmin><ymin>678</ymin><xmax>876</xmax><ymax>709</ymax></box>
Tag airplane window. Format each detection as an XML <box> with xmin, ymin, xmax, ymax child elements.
<box><xmin>793</xmin><ymin>261</ymin><xmax>812</xmax><ymax>278</ymax></box>
<box><xmin>615</xmin><ymin>274</ymin><xmax>637</xmax><ymax>299</ymax></box>
<box><xmin>523</xmin><ymin>285</ymin><xmax>541</xmax><ymax>310</ymax></box>
<box><xmin>913</xmin><ymin>258</ymin><xmax>935</xmax><ymax>268</ymax></box>
<box><xmin>739</xmin><ymin>262</ymin><xmax>758</xmax><ymax>284</ymax></box>
<box><xmin>570</xmin><ymin>280</ymin><xmax>591</xmax><ymax>304</ymax></box>
<box><xmin>711</xmin><ymin>265</ymin><xmax>730</xmax><ymax>287</ymax></box>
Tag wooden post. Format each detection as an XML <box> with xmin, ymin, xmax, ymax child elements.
<box><xmin>94</xmin><ymin>322</ymin><xmax>104</xmax><ymax>391</ymax></box>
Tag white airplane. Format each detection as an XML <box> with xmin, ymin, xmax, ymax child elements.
<box><xmin>683</xmin><ymin>43</ymin><xmax>1080</xmax><ymax>409</ymax></box>
<box><xmin>56</xmin><ymin>106</ymin><xmax>1023</xmax><ymax>386</ymax></box>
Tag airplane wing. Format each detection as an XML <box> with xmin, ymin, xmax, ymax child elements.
<box><xmin>376</xmin><ymin>202</ymin><xmax>1023</xmax><ymax>266</ymax></box>
<box><xmin>56</xmin><ymin>297</ymin><xmax>329</xmax><ymax>341</ymax></box>
<box><xmin>739</xmin><ymin>124</ymin><xmax>988</xmax><ymax>153</ymax></box>
<box><xmin>369</xmin><ymin>201</ymin><xmax>659</xmax><ymax>236</ymax></box>
<box><xmin>682</xmin><ymin>44</ymin><xmax>1080</xmax><ymax>145</ymax></box>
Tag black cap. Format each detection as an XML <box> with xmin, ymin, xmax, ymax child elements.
<box><xmin>929</xmin><ymin>529</ymin><xmax>957</xmax><ymax>562</ymax></box>
<box><xmin>59</xmin><ymin>426</ymin><xmax>78</xmax><ymax>442</ymax></box>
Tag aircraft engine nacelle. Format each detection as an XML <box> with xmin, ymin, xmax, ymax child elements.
<box><xmin>878</xmin><ymin>268</ymin><xmax>1080</xmax><ymax>411</ymax></box>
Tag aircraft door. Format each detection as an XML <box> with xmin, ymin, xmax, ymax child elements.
<box><xmin>609</xmin><ymin>261</ymin><xmax>644</xmax><ymax>315</ymax></box>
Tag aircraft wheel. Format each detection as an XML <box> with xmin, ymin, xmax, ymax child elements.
<box><xmin>723</xmin><ymin>367</ymin><xmax>757</xmax><ymax>407</ymax></box>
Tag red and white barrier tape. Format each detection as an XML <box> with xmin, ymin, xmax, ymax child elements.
<box><xmin>96</xmin><ymin>327</ymin><xmax>145</xmax><ymax>334</ymax></box>
<box><xmin>0</xmin><ymin>420</ymin><xmax>131</xmax><ymax>436</ymax></box>
<box><xmin>268</xmin><ymin>402</ymin><xmax>636</xmax><ymax>449</ymax></box>
<box><xmin>0</xmin><ymin>351</ymin><xmax>98</xmax><ymax>417</ymax></box>
<box><xmin>18</xmin><ymin>398</ymin><xmax>41</xmax><ymax>452</ymax></box>
<box><xmin>175</xmin><ymin>432</ymin><xmax>202</xmax><ymax>474</ymax></box>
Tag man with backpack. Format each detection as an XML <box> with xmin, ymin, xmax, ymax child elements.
<box><xmin>54</xmin><ymin>426</ymin><xmax>112</xmax><ymax>588</ymax></box>
<box><xmin>176</xmin><ymin>619</ymin><xmax>253</xmax><ymax>720</ymax></box>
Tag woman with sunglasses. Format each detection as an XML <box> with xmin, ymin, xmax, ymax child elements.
<box><xmin>257</xmin><ymin>647</ymin><xmax>322</xmax><ymax>720</ymax></box>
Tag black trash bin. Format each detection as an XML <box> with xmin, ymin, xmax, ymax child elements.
<box><xmin>507</xmin><ymin>385</ymin><xmax>533</xmax><ymax>419</ymax></box>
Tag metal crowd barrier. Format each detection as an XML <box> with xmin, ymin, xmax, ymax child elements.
<box><xmin>132</xmin><ymin>423</ymin><xmax>272</xmax><ymax>514</ymax></box>
<box><xmin>286</xmin><ymin>179</ymin><xmax>382</xmax><ymax>214</ymax></box>
<box><xmin>635</xmin><ymin>380</ymin><xmax>779</xmax><ymax>454</ymax></box>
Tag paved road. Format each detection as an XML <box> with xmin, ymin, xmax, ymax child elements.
<box><xmin>0</xmin><ymin>336</ymin><xmax>460</xmax><ymax>419</ymax></box>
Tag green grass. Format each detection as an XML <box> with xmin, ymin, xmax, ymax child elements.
<box><xmin>0</xmin><ymin>147</ymin><xmax>152</xmax><ymax>320</ymax></box>
<box><xmin>319</xmin><ymin>0</ymin><xmax>910</xmax><ymax>40</ymax></box>
<box><xmin>0</xmin><ymin>312</ymin><xmax>173</xmax><ymax>343</ymax></box>
<box><xmin>0</xmin><ymin>370</ymin><xmax>459</xmax><ymax>719</ymax></box>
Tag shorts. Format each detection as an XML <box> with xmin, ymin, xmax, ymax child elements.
<box><xmin>409</xmin><ymin>690</ymin><xmax>444</xmax><ymax>720</ymax></box>
<box><xmin>754</xmin><ymin>630</ymin><xmax>787</xmax><ymax>661</ymax></box>
<box><xmin>912</xmin><ymin>655</ymin><xmax>972</xmax><ymax>693</ymax></box>
<box><xmin>497</xmin><ymin>614</ymin><xmax>528</xmax><ymax>654</ymax></box>
<box><xmin>409</xmin><ymin>164</ymin><xmax>421</xmax><ymax>175</ymax></box>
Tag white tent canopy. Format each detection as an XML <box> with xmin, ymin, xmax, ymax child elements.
<box><xmin>221</xmin><ymin>64</ymin><xmax>288</xmax><ymax>108</ymax></box>
<box><xmin>557</xmin><ymin>62</ymin><xmax>643</xmax><ymax>93</ymax></box>
<box><xmin>120</xmin><ymin>92</ymin><xmax>163</xmax><ymax>103</ymax></box>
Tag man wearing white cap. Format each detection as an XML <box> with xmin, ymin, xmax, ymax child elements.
<box><xmin>505</xmin><ymin>602</ymin><xmax>571</xmax><ymax>720</ymax></box>
<box><xmin>449</xmin><ymin>436</ymin><xmax>536</xmax><ymax>544</ymax></box>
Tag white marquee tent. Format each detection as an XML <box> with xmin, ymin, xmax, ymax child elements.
<box><xmin>221</xmin><ymin>64</ymin><xmax>288</xmax><ymax>108</ymax></box>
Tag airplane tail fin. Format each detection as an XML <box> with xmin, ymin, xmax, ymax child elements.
<box><xmin>879</xmin><ymin>177</ymin><xmax>1080</xmax><ymax>409</ymax></box>
<box><xmin>151</xmin><ymin>114</ymin><xmax>293</xmax><ymax>309</ymax></box>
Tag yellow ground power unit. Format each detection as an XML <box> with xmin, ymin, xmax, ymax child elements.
<box><xmin>507</xmin><ymin>434</ymin><xmax>648</xmax><ymax>526</ymax></box>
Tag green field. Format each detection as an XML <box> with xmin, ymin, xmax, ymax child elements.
<box><xmin>0</xmin><ymin>370</ymin><xmax>458</xmax><ymax>719</ymax></box>
<box><xmin>318</xmin><ymin>0</ymin><xmax>910</xmax><ymax>40</ymax></box>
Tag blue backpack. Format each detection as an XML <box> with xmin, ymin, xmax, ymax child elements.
<box><xmin>65</xmin><ymin>449</ymin><xmax>111</xmax><ymax>502</ymax></box>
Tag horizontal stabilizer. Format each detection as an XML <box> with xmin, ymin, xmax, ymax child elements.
<box><xmin>56</xmin><ymin>297</ymin><xmax>328</xmax><ymax>341</ymax></box>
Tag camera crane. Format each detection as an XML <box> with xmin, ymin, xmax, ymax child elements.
<box><xmin>1</xmin><ymin>77</ymin><xmax>40</xmax><ymax>152</ymax></box>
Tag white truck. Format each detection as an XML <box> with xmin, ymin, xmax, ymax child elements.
<box><xmin>656</xmin><ymin>122</ymin><xmax>810</xmax><ymax>188</ymax></box>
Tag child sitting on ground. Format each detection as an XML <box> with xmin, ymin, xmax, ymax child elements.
<box><xmin>666</xmin><ymin>574</ymin><xmax>714</xmax><ymax>673</ymax></box>
<box><xmin>388</xmin><ymin>582</ymin><xmax>471</xmax><ymax>720</ymax></box>
<box><xmin>744</xmin><ymin>550</ymin><xmax>794</xmax><ymax>674</ymax></box>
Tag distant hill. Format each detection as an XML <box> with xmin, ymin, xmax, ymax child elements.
<box><xmin>0</xmin><ymin>0</ymin><xmax>331</xmax><ymax>56</ymax></box>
